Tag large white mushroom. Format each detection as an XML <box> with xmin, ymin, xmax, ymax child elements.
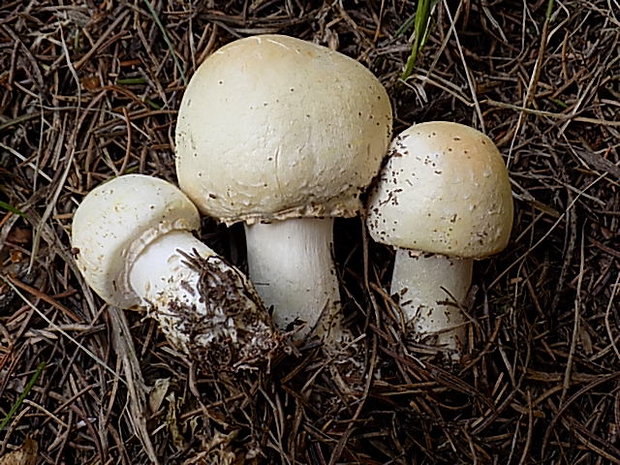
<box><xmin>367</xmin><ymin>122</ymin><xmax>513</xmax><ymax>357</ymax></box>
<box><xmin>175</xmin><ymin>35</ymin><xmax>392</xmax><ymax>342</ymax></box>
<box><xmin>71</xmin><ymin>174</ymin><xmax>279</xmax><ymax>371</ymax></box>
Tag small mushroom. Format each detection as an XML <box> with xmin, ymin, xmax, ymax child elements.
<box><xmin>367</xmin><ymin>122</ymin><xmax>514</xmax><ymax>357</ymax></box>
<box><xmin>71</xmin><ymin>174</ymin><xmax>279</xmax><ymax>371</ymax></box>
<box><xmin>175</xmin><ymin>35</ymin><xmax>393</xmax><ymax>343</ymax></box>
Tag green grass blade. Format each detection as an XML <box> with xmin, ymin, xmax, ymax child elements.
<box><xmin>0</xmin><ymin>200</ymin><xmax>26</xmax><ymax>217</ymax></box>
<box><xmin>117</xmin><ymin>77</ymin><xmax>148</xmax><ymax>85</ymax></box>
<box><xmin>143</xmin><ymin>0</ymin><xmax>187</xmax><ymax>86</ymax></box>
<box><xmin>401</xmin><ymin>0</ymin><xmax>434</xmax><ymax>81</ymax></box>
<box><xmin>0</xmin><ymin>362</ymin><xmax>46</xmax><ymax>432</ymax></box>
<box><xmin>546</xmin><ymin>0</ymin><xmax>555</xmax><ymax>19</ymax></box>
<box><xmin>395</xmin><ymin>13</ymin><xmax>417</xmax><ymax>37</ymax></box>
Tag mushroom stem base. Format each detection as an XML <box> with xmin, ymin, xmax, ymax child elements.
<box><xmin>244</xmin><ymin>217</ymin><xmax>343</xmax><ymax>342</ymax></box>
<box><xmin>129</xmin><ymin>230</ymin><xmax>280</xmax><ymax>370</ymax></box>
<box><xmin>391</xmin><ymin>250</ymin><xmax>472</xmax><ymax>356</ymax></box>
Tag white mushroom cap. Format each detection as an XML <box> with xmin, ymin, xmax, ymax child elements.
<box><xmin>175</xmin><ymin>34</ymin><xmax>393</xmax><ymax>225</ymax></box>
<box><xmin>367</xmin><ymin>122</ymin><xmax>514</xmax><ymax>259</ymax></box>
<box><xmin>71</xmin><ymin>174</ymin><xmax>201</xmax><ymax>308</ymax></box>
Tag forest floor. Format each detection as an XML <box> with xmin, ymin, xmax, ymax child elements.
<box><xmin>1</xmin><ymin>0</ymin><xmax>619</xmax><ymax>464</ymax></box>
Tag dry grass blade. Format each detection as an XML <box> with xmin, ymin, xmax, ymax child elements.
<box><xmin>108</xmin><ymin>306</ymin><xmax>159</xmax><ymax>464</ymax></box>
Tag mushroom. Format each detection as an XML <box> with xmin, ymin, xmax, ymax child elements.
<box><xmin>175</xmin><ymin>35</ymin><xmax>392</xmax><ymax>342</ymax></box>
<box><xmin>366</xmin><ymin>122</ymin><xmax>513</xmax><ymax>356</ymax></box>
<box><xmin>71</xmin><ymin>174</ymin><xmax>279</xmax><ymax>371</ymax></box>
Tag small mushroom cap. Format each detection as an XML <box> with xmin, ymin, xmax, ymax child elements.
<box><xmin>367</xmin><ymin>122</ymin><xmax>514</xmax><ymax>259</ymax></box>
<box><xmin>71</xmin><ymin>174</ymin><xmax>201</xmax><ymax>308</ymax></box>
<box><xmin>175</xmin><ymin>34</ymin><xmax>393</xmax><ymax>225</ymax></box>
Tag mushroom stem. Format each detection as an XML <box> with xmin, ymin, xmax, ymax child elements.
<box><xmin>129</xmin><ymin>229</ymin><xmax>280</xmax><ymax>365</ymax></box>
<box><xmin>391</xmin><ymin>250</ymin><xmax>472</xmax><ymax>355</ymax></box>
<box><xmin>128</xmin><ymin>230</ymin><xmax>214</xmax><ymax>350</ymax></box>
<box><xmin>244</xmin><ymin>217</ymin><xmax>343</xmax><ymax>341</ymax></box>
<box><xmin>72</xmin><ymin>174</ymin><xmax>280</xmax><ymax>371</ymax></box>
<box><xmin>129</xmin><ymin>230</ymin><xmax>210</xmax><ymax>311</ymax></box>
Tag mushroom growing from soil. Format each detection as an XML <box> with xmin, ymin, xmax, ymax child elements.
<box><xmin>175</xmin><ymin>34</ymin><xmax>392</xmax><ymax>342</ymax></box>
<box><xmin>71</xmin><ymin>174</ymin><xmax>279</xmax><ymax>371</ymax></box>
<box><xmin>366</xmin><ymin>122</ymin><xmax>513</xmax><ymax>357</ymax></box>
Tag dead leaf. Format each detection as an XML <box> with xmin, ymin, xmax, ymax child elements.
<box><xmin>148</xmin><ymin>378</ymin><xmax>170</xmax><ymax>414</ymax></box>
<box><xmin>81</xmin><ymin>76</ymin><xmax>100</xmax><ymax>91</ymax></box>
<box><xmin>0</xmin><ymin>438</ymin><xmax>37</xmax><ymax>465</ymax></box>
<box><xmin>166</xmin><ymin>392</ymin><xmax>185</xmax><ymax>451</ymax></box>
<box><xmin>578</xmin><ymin>317</ymin><xmax>594</xmax><ymax>355</ymax></box>
<box><xmin>183</xmin><ymin>431</ymin><xmax>239</xmax><ymax>465</ymax></box>
<box><xmin>6</xmin><ymin>228</ymin><xmax>31</xmax><ymax>246</ymax></box>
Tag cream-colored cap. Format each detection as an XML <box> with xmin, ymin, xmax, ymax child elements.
<box><xmin>175</xmin><ymin>34</ymin><xmax>392</xmax><ymax>225</ymax></box>
<box><xmin>367</xmin><ymin>122</ymin><xmax>514</xmax><ymax>259</ymax></box>
<box><xmin>71</xmin><ymin>174</ymin><xmax>201</xmax><ymax>308</ymax></box>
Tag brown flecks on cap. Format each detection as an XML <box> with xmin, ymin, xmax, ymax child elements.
<box><xmin>366</xmin><ymin>122</ymin><xmax>514</xmax><ymax>258</ymax></box>
<box><xmin>176</xmin><ymin>35</ymin><xmax>392</xmax><ymax>224</ymax></box>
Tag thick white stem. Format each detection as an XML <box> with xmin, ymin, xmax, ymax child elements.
<box><xmin>244</xmin><ymin>218</ymin><xmax>342</xmax><ymax>341</ymax></box>
<box><xmin>129</xmin><ymin>230</ymin><xmax>213</xmax><ymax>353</ymax></box>
<box><xmin>391</xmin><ymin>250</ymin><xmax>472</xmax><ymax>355</ymax></box>
<box><xmin>128</xmin><ymin>230</ymin><xmax>279</xmax><ymax>369</ymax></box>
<box><xmin>129</xmin><ymin>230</ymin><xmax>210</xmax><ymax>310</ymax></box>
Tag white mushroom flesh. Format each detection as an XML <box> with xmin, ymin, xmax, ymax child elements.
<box><xmin>176</xmin><ymin>35</ymin><xmax>392</xmax><ymax>225</ymax></box>
<box><xmin>391</xmin><ymin>250</ymin><xmax>472</xmax><ymax>354</ymax></box>
<box><xmin>72</xmin><ymin>174</ymin><xmax>280</xmax><ymax>370</ymax></box>
<box><xmin>175</xmin><ymin>35</ymin><xmax>393</xmax><ymax>342</ymax></box>
<box><xmin>244</xmin><ymin>217</ymin><xmax>342</xmax><ymax>341</ymax></box>
<box><xmin>367</xmin><ymin>122</ymin><xmax>513</xmax><ymax>356</ymax></box>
